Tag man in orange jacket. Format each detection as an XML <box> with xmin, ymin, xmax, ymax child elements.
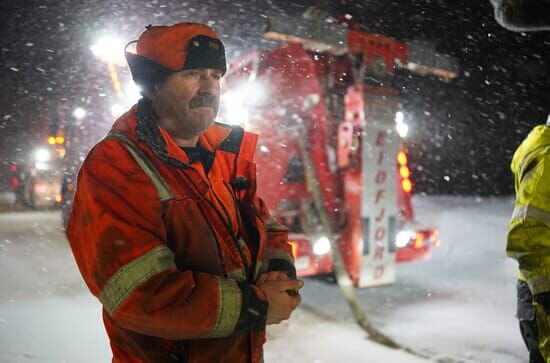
<box><xmin>66</xmin><ymin>22</ymin><xmax>303</xmax><ymax>363</ymax></box>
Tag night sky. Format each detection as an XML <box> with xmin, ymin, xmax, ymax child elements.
<box><xmin>1</xmin><ymin>0</ymin><xmax>549</xmax><ymax>195</ymax></box>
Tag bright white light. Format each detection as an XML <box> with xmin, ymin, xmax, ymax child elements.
<box><xmin>35</xmin><ymin>148</ymin><xmax>51</xmax><ymax>162</ymax></box>
<box><xmin>111</xmin><ymin>104</ymin><xmax>125</xmax><ymax>118</ymax></box>
<box><xmin>395</xmin><ymin>111</ymin><xmax>404</xmax><ymax>124</ymax></box>
<box><xmin>90</xmin><ymin>36</ymin><xmax>126</xmax><ymax>66</ymax></box>
<box><xmin>35</xmin><ymin>162</ymin><xmax>50</xmax><ymax>171</ymax></box>
<box><xmin>396</xmin><ymin>122</ymin><xmax>409</xmax><ymax>138</ymax></box>
<box><xmin>395</xmin><ymin>111</ymin><xmax>409</xmax><ymax>138</ymax></box>
<box><xmin>73</xmin><ymin>107</ymin><xmax>87</xmax><ymax>120</ymax></box>
<box><xmin>260</xmin><ymin>145</ymin><xmax>270</xmax><ymax>153</ymax></box>
<box><xmin>313</xmin><ymin>236</ymin><xmax>331</xmax><ymax>255</ymax></box>
<box><xmin>125</xmin><ymin>83</ymin><xmax>142</xmax><ymax>104</ymax></box>
<box><xmin>396</xmin><ymin>230</ymin><xmax>415</xmax><ymax>248</ymax></box>
<box><xmin>244</xmin><ymin>81</ymin><xmax>266</xmax><ymax>105</ymax></box>
<box><xmin>220</xmin><ymin>81</ymin><xmax>267</xmax><ymax>126</ymax></box>
<box><xmin>222</xmin><ymin>91</ymin><xmax>248</xmax><ymax>126</ymax></box>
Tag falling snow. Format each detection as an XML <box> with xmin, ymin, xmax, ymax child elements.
<box><xmin>0</xmin><ymin>1</ymin><xmax>548</xmax><ymax>362</ymax></box>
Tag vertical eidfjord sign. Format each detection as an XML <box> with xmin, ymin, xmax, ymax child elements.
<box><xmin>359</xmin><ymin>89</ymin><xmax>400</xmax><ymax>288</ymax></box>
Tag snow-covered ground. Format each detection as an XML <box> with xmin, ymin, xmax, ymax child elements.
<box><xmin>0</xmin><ymin>196</ymin><xmax>527</xmax><ymax>362</ymax></box>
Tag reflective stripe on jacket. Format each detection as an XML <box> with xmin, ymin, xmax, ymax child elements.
<box><xmin>508</xmin><ymin>124</ymin><xmax>550</xmax><ymax>294</ymax></box>
<box><xmin>66</xmin><ymin>101</ymin><xmax>294</xmax><ymax>363</ymax></box>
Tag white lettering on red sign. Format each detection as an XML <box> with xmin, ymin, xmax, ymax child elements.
<box><xmin>375</xmin><ymin>208</ymin><xmax>385</xmax><ymax>222</ymax></box>
<box><xmin>373</xmin><ymin>130</ymin><xmax>387</xmax><ymax>279</ymax></box>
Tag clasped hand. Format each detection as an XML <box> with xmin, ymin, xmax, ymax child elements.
<box><xmin>255</xmin><ymin>271</ymin><xmax>304</xmax><ymax>325</ymax></box>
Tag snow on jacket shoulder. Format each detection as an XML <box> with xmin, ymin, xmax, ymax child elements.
<box><xmin>66</xmin><ymin>102</ymin><xmax>294</xmax><ymax>363</ymax></box>
<box><xmin>508</xmin><ymin>124</ymin><xmax>550</xmax><ymax>295</ymax></box>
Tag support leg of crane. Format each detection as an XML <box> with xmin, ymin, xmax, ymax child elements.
<box><xmin>295</xmin><ymin>123</ymin><xmax>429</xmax><ymax>359</ymax></box>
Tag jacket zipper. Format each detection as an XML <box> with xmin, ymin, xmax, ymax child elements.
<box><xmin>181</xmin><ymin>166</ymin><xmax>250</xmax><ymax>280</ymax></box>
<box><xmin>221</xmin><ymin>180</ymin><xmax>252</xmax><ymax>257</ymax></box>
<box><xmin>208</xmin><ymin>184</ymin><xmax>251</xmax><ymax>280</ymax></box>
<box><xmin>195</xmin><ymin>202</ymin><xmax>229</xmax><ymax>278</ymax></box>
<box><xmin>179</xmin><ymin>170</ymin><xmax>229</xmax><ymax>278</ymax></box>
<box><xmin>223</xmin><ymin>180</ymin><xmax>253</xmax><ymax>275</ymax></box>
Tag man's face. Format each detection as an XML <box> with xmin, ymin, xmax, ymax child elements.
<box><xmin>149</xmin><ymin>68</ymin><xmax>222</xmax><ymax>138</ymax></box>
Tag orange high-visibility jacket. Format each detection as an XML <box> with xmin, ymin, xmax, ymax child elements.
<box><xmin>66</xmin><ymin>100</ymin><xmax>295</xmax><ymax>363</ymax></box>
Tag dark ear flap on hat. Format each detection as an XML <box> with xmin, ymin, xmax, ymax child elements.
<box><xmin>125</xmin><ymin>40</ymin><xmax>175</xmax><ymax>92</ymax></box>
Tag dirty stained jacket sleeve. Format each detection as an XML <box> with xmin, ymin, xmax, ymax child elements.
<box><xmin>66</xmin><ymin>142</ymin><xmax>266</xmax><ymax>340</ymax></box>
<box><xmin>254</xmin><ymin>193</ymin><xmax>296</xmax><ymax>279</ymax></box>
<box><xmin>507</xmin><ymin>153</ymin><xmax>550</xmax><ymax>296</ymax></box>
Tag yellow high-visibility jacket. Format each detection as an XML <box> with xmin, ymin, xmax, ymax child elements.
<box><xmin>508</xmin><ymin>124</ymin><xmax>550</xmax><ymax>293</ymax></box>
<box><xmin>508</xmin><ymin>123</ymin><xmax>550</xmax><ymax>360</ymax></box>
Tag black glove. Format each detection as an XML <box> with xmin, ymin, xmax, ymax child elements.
<box><xmin>231</xmin><ymin>281</ymin><xmax>268</xmax><ymax>336</ymax></box>
<box><xmin>268</xmin><ymin>258</ymin><xmax>297</xmax><ymax>279</ymax></box>
<box><xmin>268</xmin><ymin>258</ymin><xmax>299</xmax><ymax>296</ymax></box>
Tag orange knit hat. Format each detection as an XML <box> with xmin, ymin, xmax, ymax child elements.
<box><xmin>126</xmin><ymin>23</ymin><xmax>226</xmax><ymax>90</ymax></box>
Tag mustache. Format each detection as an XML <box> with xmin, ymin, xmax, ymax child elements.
<box><xmin>189</xmin><ymin>93</ymin><xmax>218</xmax><ymax>109</ymax></box>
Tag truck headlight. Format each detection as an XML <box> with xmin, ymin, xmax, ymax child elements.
<box><xmin>35</xmin><ymin>162</ymin><xmax>50</xmax><ymax>171</ymax></box>
<box><xmin>35</xmin><ymin>148</ymin><xmax>51</xmax><ymax>162</ymax></box>
<box><xmin>396</xmin><ymin>230</ymin><xmax>415</xmax><ymax>248</ymax></box>
<box><xmin>313</xmin><ymin>236</ymin><xmax>331</xmax><ymax>255</ymax></box>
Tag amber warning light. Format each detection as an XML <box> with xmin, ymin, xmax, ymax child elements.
<box><xmin>397</xmin><ymin>151</ymin><xmax>413</xmax><ymax>193</ymax></box>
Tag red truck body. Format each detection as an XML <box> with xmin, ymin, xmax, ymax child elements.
<box><xmin>221</xmin><ymin>31</ymin><xmax>440</xmax><ymax>287</ymax></box>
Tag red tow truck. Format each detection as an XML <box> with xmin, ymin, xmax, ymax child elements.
<box><xmin>219</xmin><ymin>11</ymin><xmax>454</xmax><ymax>287</ymax></box>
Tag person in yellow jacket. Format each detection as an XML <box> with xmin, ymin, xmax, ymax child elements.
<box><xmin>490</xmin><ymin>1</ymin><xmax>550</xmax><ymax>361</ymax></box>
<box><xmin>507</xmin><ymin>119</ymin><xmax>550</xmax><ymax>362</ymax></box>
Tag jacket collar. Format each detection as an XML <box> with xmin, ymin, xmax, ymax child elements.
<box><xmin>112</xmin><ymin>98</ymin><xmax>232</xmax><ymax>168</ymax></box>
